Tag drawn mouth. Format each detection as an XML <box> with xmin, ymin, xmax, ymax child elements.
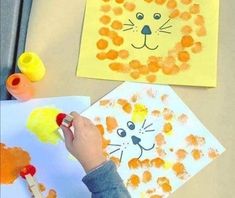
<box><xmin>136</xmin><ymin>142</ymin><xmax>155</xmax><ymax>159</ymax></box>
<box><xmin>131</xmin><ymin>35</ymin><xmax>158</xmax><ymax>50</ymax></box>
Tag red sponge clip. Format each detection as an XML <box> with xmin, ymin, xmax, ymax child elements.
<box><xmin>56</xmin><ymin>113</ymin><xmax>67</xmax><ymax>126</ymax></box>
<box><xmin>20</xmin><ymin>164</ymin><xmax>36</xmax><ymax>179</ymax></box>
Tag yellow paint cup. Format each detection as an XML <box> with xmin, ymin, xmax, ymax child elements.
<box><xmin>18</xmin><ymin>52</ymin><xmax>46</xmax><ymax>81</ymax></box>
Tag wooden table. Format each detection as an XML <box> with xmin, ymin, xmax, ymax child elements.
<box><xmin>26</xmin><ymin>0</ymin><xmax>235</xmax><ymax>197</ymax></box>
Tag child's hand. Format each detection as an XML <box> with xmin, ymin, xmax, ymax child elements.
<box><xmin>61</xmin><ymin>112</ymin><xmax>106</xmax><ymax>173</ymax></box>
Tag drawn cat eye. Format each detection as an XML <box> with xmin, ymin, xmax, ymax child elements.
<box><xmin>127</xmin><ymin>121</ymin><xmax>135</xmax><ymax>130</ymax></box>
<box><xmin>136</xmin><ymin>12</ymin><xmax>144</xmax><ymax>20</ymax></box>
<box><xmin>153</xmin><ymin>13</ymin><xmax>161</xmax><ymax>20</ymax></box>
<box><xmin>117</xmin><ymin>128</ymin><xmax>126</xmax><ymax>137</ymax></box>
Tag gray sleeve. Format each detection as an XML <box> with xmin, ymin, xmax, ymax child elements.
<box><xmin>82</xmin><ymin>161</ymin><xmax>131</xmax><ymax>198</ymax></box>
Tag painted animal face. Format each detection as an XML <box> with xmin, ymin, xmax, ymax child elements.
<box><xmin>95</xmin><ymin>0</ymin><xmax>206</xmax><ymax>83</ymax></box>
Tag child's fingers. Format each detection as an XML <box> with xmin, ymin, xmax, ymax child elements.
<box><xmin>70</xmin><ymin>112</ymin><xmax>84</xmax><ymax>137</ymax></box>
<box><xmin>61</xmin><ymin>125</ymin><xmax>74</xmax><ymax>150</ymax></box>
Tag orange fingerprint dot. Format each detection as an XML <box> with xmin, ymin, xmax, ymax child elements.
<box><xmin>129</xmin><ymin>60</ymin><xmax>142</xmax><ymax>69</ymax></box>
<box><xmin>96</xmin><ymin>52</ymin><xmax>106</xmax><ymax>60</ymax></box>
<box><xmin>145</xmin><ymin>0</ymin><xmax>154</xmax><ymax>3</ymax></box>
<box><xmin>152</xmin><ymin>110</ymin><xmax>160</xmax><ymax>117</ymax></box>
<box><xmin>163</xmin><ymin>108</ymin><xmax>173</xmax><ymax>120</ymax></box>
<box><xmin>178</xmin><ymin>113</ymin><xmax>188</xmax><ymax>123</ymax></box>
<box><xmin>128</xmin><ymin>175</ymin><xmax>140</xmax><ymax>188</ymax></box>
<box><xmin>155</xmin><ymin>0</ymin><xmax>167</xmax><ymax>5</ymax></box>
<box><xmin>107</xmin><ymin>31</ymin><xmax>117</xmax><ymax>39</ymax></box>
<box><xmin>148</xmin><ymin>56</ymin><xmax>161</xmax><ymax>63</ymax></box>
<box><xmin>163</xmin><ymin>122</ymin><xmax>172</xmax><ymax>133</ymax></box>
<box><xmin>191</xmin><ymin>42</ymin><xmax>202</xmax><ymax>53</ymax></box>
<box><xmin>113</xmin><ymin>7</ymin><xmax>123</xmax><ymax>15</ymax></box>
<box><xmin>106</xmin><ymin>50</ymin><xmax>118</xmax><ymax>60</ymax></box>
<box><xmin>117</xmin><ymin>98</ymin><xmax>128</xmax><ymax>106</ymax></box>
<box><xmin>172</xmin><ymin>162</ymin><xmax>186</xmax><ymax>176</ymax></box>
<box><xmin>102</xmin><ymin>137</ymin><xmax>110</xmax><ymax>149</ymax></box>
<box><xmin>155</xmin><ymin>133</ymin><xmax>166</xmax><ymax>146</ymax></box>
<box><xmin>208</xmin><ymin>148</ymin><xmax>219</xmax><ymax>159</ymax></box>
<box><xmin>169</xmin><ymin>9</ymin><xmax>180</xmax><ymax>18</ymax></box>
<box><xmin>162</xmin><ymin>65</ymin><xmax>173</xmax><ymax>75</ymax></box>
<box><xmin>157</xmin><ymin>177</ymin><xmax>170</xmax><ymax>186</ymax></box>
<box><xmin>143</xmin><ymin>171</ymin><xmax>152</xmax><ymax>183</ymax></box>
<box><xmin>179</xmin><ymin>63</ymin><xmax>190</xmax><ymax>71</ymax></box>
<box><xmin>167</xmin><ymin>0</ymin><xmax>177</xmax><ymax>9</ymax></box>
<box><xmin>100</xmin><ymin>5</ymin><xmax>111</xmax><ymax>12</ymax></box>
<box><xmin>102</xmin><ymin>0</ymin><xmax>110</xmax><ymax>2</ymax></box>
<box><xmin>109</xmin><ymin>62</ymin><xmax>126</xmax><ymax>72</ymax></box>
<box><xmin>151</xmin><ymin>157</ymin><xmax>164</xmax><ymax>168</ymax></box>
<box><xmin>162</xmin><ymin>183</ymin><xmax>172</xmax><ymax>192</ymax></box>
<box><xmin>146</xmin><ymin>75</ymin><xmax>157</xmax><ymax>83</ymax></box>
<box><xmin>192</xmin><ymin>149</ymin><xmax>202</xmax><ymax>160</ymax></box>
<box><xmin>139</xmin><ymin>66</ymin><xmax>149</xmax><ymax>75</ymax></box>
<box><xmin>190</xmin><ymin>4</ymin><xmax>200</xmax><ymax>14</ymax></box>
<box><xmin>115</xmin><ymin>0</ymin><xmax>124</xmax><ymax>3</ymax></box>
<box><xmin>131</xmin><ymin>94</ymin><xmax>139</xmax><ymax>103</ymax></box>
<box><xmin>176</xmin><ymin>149</ymin><xmax>187</xmax><ymax>160</ymax></box>
<box><xmin>106</xmin><ymin>116</ymin><xmax>118</xmax><ymax>132</ymax></box>
<box><xmin>100</xmin><ymin>15</ymin><xmax>111</xmax><ymax>25</ymax></box>
<box><xmin>178</xmin><ymin>51</ymin><xmax>190</xmax><ymax>62</ymax></box>
<box><xmin>181</xmin><ymin>25</ymin><xmax>192</xmax><ymax>35</ymax></box>
<box><xmin>148</xmin><ymin>62</ymin><xmax>160</xmax><ymax>72</ymax></box>
<box><xmin>181</xmin><ymin>35</ymin><xmax>194</xmax><ymax>47</ymax></box>
<box><xmin>100</xmin><ymin>99</ymin><xmax>110</xmax><ymax>106</ymax></box>
<box><xmin>130</xmin><ymin>71</ymin><xmax>140</xmax><ymax>79</ymax></box>
<box><xmin>99</xmin><ymin>27</ymin><xmax>110</xmax><ymax>36</ymax></box>
<box><xmin>150</xmin><ymin>195</ymin><xmax>162</xmax><ymax>198</ymax></box>
<box><xmin>123</xmin><ymin>102</ymin><xmax>132</xmax><ymax>113</ymax></box>
<box><xmin>111</xmin><ymin>20</ymin><xmax>123</xmax><ymax>30</ymax></box>
<box><xmin>181</xmin><ymin>0</ymin><xmax>192</xmax><ymax>4</ymax></box>
<box><xmin>141</xmin><ymin>159</ymin><xmax>150</xmax><ymax>168</ymax></box>
<box><xmin>113</xmin><ymin>36</ymin><xmax>124</xmax><ymax>46</ymax></box>
<box><xmin>195</xmin><ymin>15</ymin><xmax>205</xmax><ymax>25</ymax></box>
<box><xmin>124</xmin><ymin>2</ymin><xmax>136</xmax><ymax>11</ymax></box>
<box><xmin>97</xmin><ymin>39</ymin><xmax>108</xmax><ymax>50</ymax></box>
<box><xmin>110</xmin><ymin>156</ymin><xmax>120</xmax><ymax>167</ymax></box>
<box><xmin>128</xmin><ymin>158</ymin><xmax>141</xmax><ymax>169</ymax></box>
<box><xmin>171</xmin><ymin>65</ymin><xmax>180</xmax><ymax>74</ymax></box>
<box><xmin>118</xmin><ymin>50</ymin><xmax>129</xmax><ymax>59</ymax></box>
<box><xmin>180</xmin><ymin>12</ymin><xmax>191</xmax><ymax>20</ymax></box>
<box><xmin>96</xmin><ymin>124</ymin><xmax>105</xmax><ymax>135</ymax></box>
<box><xmin>196</xmin><ymin>26</ymin><xmax>207</xmax><ymax>36</ymax></box>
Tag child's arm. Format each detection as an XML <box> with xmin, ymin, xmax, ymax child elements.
<box><xmin>61</xmin><ymin>112</ymin><xmax>130</xmax><ymax>198</ymax></box>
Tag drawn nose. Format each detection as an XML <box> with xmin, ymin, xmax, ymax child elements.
<box><xmin>131</xmin><ymin>135</ymin><xmax>141</xmax><ymax>145</ymax></box>
<box><xmin>141</xmin><ymin>25</ymin><xmax>152</xmax><ymax>35</ymax></box>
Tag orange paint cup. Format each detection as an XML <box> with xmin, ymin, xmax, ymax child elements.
<box><xmin>6</xmin><ymin>73</ymin><xmax>34</xmax><ymax>101</ymax></box>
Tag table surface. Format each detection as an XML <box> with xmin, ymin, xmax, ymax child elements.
<box><xmin>25</xmin><ymin>0</ymin><xmax>235</xmax><ymax>197</ymax></box>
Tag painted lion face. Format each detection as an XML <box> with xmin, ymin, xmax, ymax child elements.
<box><xmin>95</xmin><ymin>0</ymin><xmax>206</xmax><ymax>83</ymax></box>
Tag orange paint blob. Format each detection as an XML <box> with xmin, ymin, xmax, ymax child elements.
<box><xmin>130</xmin><ymin>71</ymin><xmax>140</xmax><ymax>79</ymax></box>
<box><xmin>113</xmin><ymin>36</ymin><xmax>124</xmax><ymax>46</ymax></box>
<box><xmin>178</xmin><ymin>51</ymin><xmax>190</xmax><ymax>62</ymax></box>
<box><xmin>162</xmin><ymin>183</ymin><xmax>172</xmax><ymax>192</ymax></box>
<box><xmin>111</xmin><ymin>20</ymin><xmax>123</xmax><ymax>30</ymax></box>
<box><xmin>178</xmin><ymin>113</ymin><xmax>188</xmax><ymax>123</ymax></box>
<box><xmin>127</xmin><ymin>175</ymin><xmax>140</xmax><ymax>188</ymax></box>
<box><xmin>96</xmin><ymin>52</ymin><xmax>107</xmax><ymax>60</ymax></box>
<box><xmin>155</xmin><ymin>0</ymin><xmax>167</xmax><ymax>5</ymax></box>
<box><xmin>172</xmin><ymin>162</ymin><xmax>187</xmax><ymax>178</ymax></box>
<box><xmin>102</xmin><ymin>137</ymin><xmax>110</xmax><ymax>149</ymax></box>
<box><xmin>208</xmin><ymin>148</ymin><xmax>219</xmax><ymax>159</ymax></box>
<box><xmin>150</xmin><ymin>195</ymin><xmax>162</xmax><ymax>198</ymax></box>
<box><xmin>169</xmin><ymin>9</ymin><xmax>180</xmax><ymax>18</ymax></box>
<box><xmin>151</xmin><ymin>157</ymin><xmax>164</xmax><ymax>168</ymax></box>
<box><xmin>146</xmin><ymin>75</ymin><xmax>157</xmax><ymax>83</ymax></box>
<box><xmin>128</xmin><ymin>158</ymin><xmax>141</xmax><ymax>169</ymax></box>
<box><xmin>0</xmin><ymin>143</ymin><xmax>31</xmax><ymax>184</ymax></box>
<box><xmin>99</xmin><ymin>27</ymin><xmax>110</xmax><ymax>36</ymax></box>
<box><xmin>191</xmin><ymin>42</ymin><xmax>202</xmax><ymax>53</ymax></box>
<box><xmin>106</xmin><ymin>116</ymin><xmax>118</xmax><ymax>132</ymax></box>
<box><xmin>191</xmin><ymin>149</ymin><xmax>202</xmax><ymax>160</ymax></box>
<box><xmin>142</xmin><ymin>171</ymin><xmax>152</xmax><ymax>183</ymax></box>
<box><xmin>46</xmin><ymin>189</ymin><xmax>57</xmax><ymax>198</ymax></box>
<box><xmin>96</xmin><ymin>124</ymin><xmax>105</xmax><ymax>135</ymax></box>
<box><xmin>141</xmin><ymin>159</ymin><xmax>151</xmax><ymax>168</ymax></box>
<box><xmin>155</xmin><ymin>133</ymin><xmax>166</xmax><ymax>146</ymax></box>
<box><xmin>180</xmin><ymin>12</ymin><xmax>191</xmax><ymax>20</ymax></box>
<box><xmin>151</xmin><ymin>110</ymin><xmax>160</xmax><ymax>117</ymax></box>
<box><xmin>181</xmin><ymin>25</ymin><xmax>192</xmax><ymax>34</ymax></box>
<box><xmin>106</xmin><ymin>50</ymin><xmax>119</xmax><ymax>60</ymax></box>
<box><xmin>122</xmin><ymin>102</ymin><xmax>132</xmax><ymax>113</ymax></box>
<box><xmin>110</xmin><ymin>156</ymin><xmax>120</xmax><ymax>167</ymax></box>
<box><xmin>118</xmin><ymin>50</ymin><xmax>129</xmax><ymax>59</ymax></box>
<box><xmin>100</xmin><ymin>99</ymin><xmax>111</xmax><ymax>106</ymax></box>
<box><xmin>113</xmin><ymin>7</ymin><xmax>123</xmax><ymax>15</ymax></box>
<box><xmin>129</xmin><ymin>60</ymin><xmax>142</xmax><ymax>69</ymax></box>
<box><xmin>176</xmin><ymin>149</ymin><xmax>187</xmax><ymax>160</ymax></box>
<box><xmin>100</xmin><ymin>5</ymin><xmax>111</xmax><ymax>12</ymax></box>
<box><xmin>163</xmin><ymin>123</ymin><xmax>173</xmax><ymax>133</ymax></box>
<box><xmin>181</xmin><ymin>35</ymin><xmax>194</xmax><ymax>47</ymax></box>
<box><xmin>148</xmin><ymin>62</ymin><xmax>160</xmax><ymax>72</ymax></box>
<box><xmin>196</xmin><ymin>26</ymin><xmax>207</xmax><ymax>36</ymax></box>
<box><xmin>181</xmin><ymin>0</ymin><xmax>192</xmax><ymax>4</ymax></box>
<box><xmin>100</xmin><ymin>15</ymin><xmax>111</xmax><ymax>24</ymax></box>
<box><xmin>167</xmin><ymin>0</ymin><xmax>177</xmax><ymax>9</ymax></box>
<box><xmin>115</xmin><ymin>0</ymin><xmax>124</xmax><ymax>3</ymax></box>
<box><xmin>190</xmin><ymin>4</ymin><xmax>200</xmax><ymax>14</ymax></box>
<box><xmin>186</xmin><ymin>134</ymin><xmax>205</xmax><ymax>146</ymax></box>
<box><xmin>163</xmin><ymin>108</ymin><xmax>173</xmax><ymax>120</ymax></box>
<box><xmin>195</xmin><ymin>15</ymin><xmax>205</xmax><ymax>25</ymax></box>
<box><xmin>109</xmin><ymin>62</ymin><xmax>126</xmax><ymax>72</ymax></box>
<box><xmin>124</xmin><ymin>2</ymin><xmax>136</xmax><ymax>11</ymax></box>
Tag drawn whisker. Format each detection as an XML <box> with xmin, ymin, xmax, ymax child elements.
<box><xmin>123</xmin><ymin>27</ymin><xmax>134</xmax><ymax>31</ymax></box>
<box><xmin>144</xmin><ymin>123</ymin><xmax>153</xmax><ymax>129</ymax></box>
<box><xmin>119</xmin><ymin>150</ymin><xmax>124</xmax><ymax>163</ymax></box>
<box><xmin>124</xmin><ymin>19</ymin><xmax>134</xmax><ymax>26</ymax></box>
<box><xmin>159</xmin><ymin>18</ymin><xmax>171</xmax><ymax>30</ymax></box>
<box><xmin>145</xmin><ymin>129</ymin><xmax>155</xmax><ymax>132</ymax></box>
<box><xmin>108</xmin><ymin>144</ymin><xmax>122</xmax><ymax>147</ymax></box>
<box><xmin>159</xmin><ymin>30</ymin><xmax>171</xmax><ymax>34</ymax></box>
<box><xmin>141</xmin><ymin>119</ymin><xmax>147</xmax><ymax>128</ymax></box>
<box><xmin>160</xmin><ymin>25</ymin><xmax>172</xmax><ymax>30</ymax></box>
<box><xmin>109</xmin><ymin>148</ymin><xmax>121</xmax><ymax>155</ymax></box>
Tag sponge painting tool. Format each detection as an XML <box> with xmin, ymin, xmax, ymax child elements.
<box><xmin>56</xmin><ymin>113</ymin><xmax>73</xmax><ymax>128</ymax></box>
<box><xmin>20</xmin><ymin>165</ymin><xmax>43</xmax><ymax>198</ymax></box>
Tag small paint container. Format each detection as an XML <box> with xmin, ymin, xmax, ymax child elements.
<box><xmin>6</xmin><ymin>73</ymin><xmax>34</xmax><ymax>101</ymax></box>
<box><xmin>18</xmin><ymin>52</ymin><xmax>46</xmax><ymax>81</ymax></box>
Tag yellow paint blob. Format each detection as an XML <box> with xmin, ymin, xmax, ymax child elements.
<box><xmin>163</xmin><ymin>161</ymin><xmax>173</xmax><ymax>170</ymax></box>
<box><xmin>26</xmin><ymin>107</ymin><xmax>61</xmax><ymax>144</ymax></box>
<box><xmin>131</xmin><ymin>104</ymin><xmax>148</xmax><ymax>123</ymax></box>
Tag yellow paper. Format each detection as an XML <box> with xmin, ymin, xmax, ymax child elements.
<box><xmin>77</xmin><ymin>0</ymin><xmax>219</xmax><ymax>87</ymax></box>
